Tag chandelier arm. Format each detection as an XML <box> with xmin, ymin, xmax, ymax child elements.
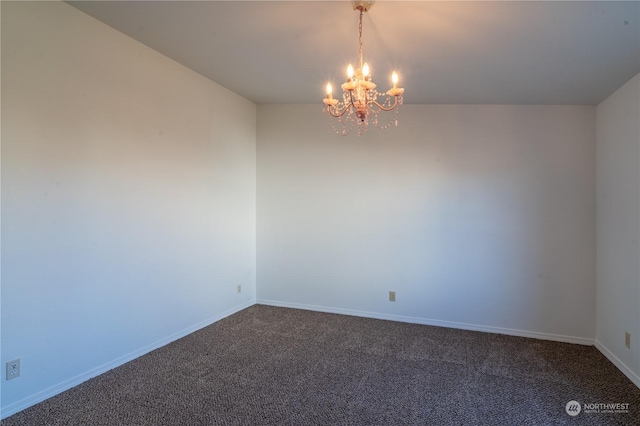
<box><xmin>370</xmin><ymin>96</ymin><xmax>400</xmax><ymax>112</ymax></box>
<box><xmin>326</xmin><ymin>104</ymin><xmax>351</xmax><ymax>118</ymax></box>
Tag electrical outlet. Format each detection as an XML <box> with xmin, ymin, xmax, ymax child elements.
<box><xmin>6</xmin><ymin>359</ymin><xmax>20</xmax><ymax>380</ymax></box>
<box><xmin>625</xmin><ymin>332</ymin><xmax>631</xmax><ymax>349</ymax></box>
<box><xmin>237</xmin><ymin>284</ymin><xmax>242</xmax><ymax>294</ymax></box>
<box><xmin>389</xmin><ymin>291</ymin><xmax>396</xmax><ymax>302</ymax></box>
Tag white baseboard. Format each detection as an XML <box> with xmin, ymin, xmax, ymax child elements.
<box><xmin>0</xmin><ymin>299</ymin><xmax>255</xmax><ymax>420</ymax></box>
<box><xmin>595</xmin><ymin>340</ymin><xmax>640</xmax><ymax>388</ymax></box>
<box><xmin>257</xmin><ymin>299</ymin><xmax>595</xmax><ymax>346</ymax></box>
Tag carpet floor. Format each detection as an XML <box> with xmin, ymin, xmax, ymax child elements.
<box><xmin>2</xmin><ymin>305</ymin><xmax>639</xmax><ymax>425</ymax></box>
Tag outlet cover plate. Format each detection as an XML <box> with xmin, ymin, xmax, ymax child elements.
<box><xmin>625</xmin><ymin>332</ymin><xmax>631</xmax><ymax>349</ymax></box>
<box><xmin>6</xmin><ymin>359</ymin><xmax>20</xmax><ymax>380</ymax></box>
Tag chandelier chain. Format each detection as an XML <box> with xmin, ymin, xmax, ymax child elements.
<box><xmin>358</xmin><ymin>9</ymin><xmax>363</xmax><ymax>69</ymax></box>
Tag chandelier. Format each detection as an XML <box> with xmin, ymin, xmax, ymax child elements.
<box><xmin>323</xmin><ymin>0</ymin><xmax>404</xmax><ymax>137</ymax></box>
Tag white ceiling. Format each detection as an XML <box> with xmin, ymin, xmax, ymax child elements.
<box><xmin>68</xmin><ymin>1</ymin><xmax>640</xmax><ymax>105</ymax></box>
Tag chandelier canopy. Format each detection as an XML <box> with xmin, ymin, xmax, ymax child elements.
<box><xmin>323</xmin><ymin>0</ymin><xmax>404</xmax><ymax>137</ymax></box>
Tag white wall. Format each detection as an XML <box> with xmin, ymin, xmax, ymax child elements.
<box><xmin>596</xmin><ymin>73</ymin><xmax>640</xmax><ymax>386</ymax></box>
<box><xmin>257</xmin><ymin>104</ymin><xmax>596</xmax><ymax>343</ymax></box>
<box><xmin>1</xmin><ymin>1</ymin><xmax>256</xmax><ymax>417</ymax></box>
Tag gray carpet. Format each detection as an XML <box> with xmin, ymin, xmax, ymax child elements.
<box><xmin>2</xmin><ymin>305</ymin><xmax>639</xmax><ymax>425</ymax></box>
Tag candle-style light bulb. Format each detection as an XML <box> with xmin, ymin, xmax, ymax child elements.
<box><xmin>392</xmin><ymin>71</ymin><xmax>398</xmax><ymax>88</ymax></box>
<box><xmin>347</xmin><ymin>64</ymin><xmax>354</xmax><ymax>80</ymax></box>
<box><xmin>326</xmin><ymin>82</ymin><xmax>333</xmax><ymax>97</ymax></box>
<box><xmin>362</xmin><ymin>63</ymin><xmax>370</xmax><ymax>77</ymax></box>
